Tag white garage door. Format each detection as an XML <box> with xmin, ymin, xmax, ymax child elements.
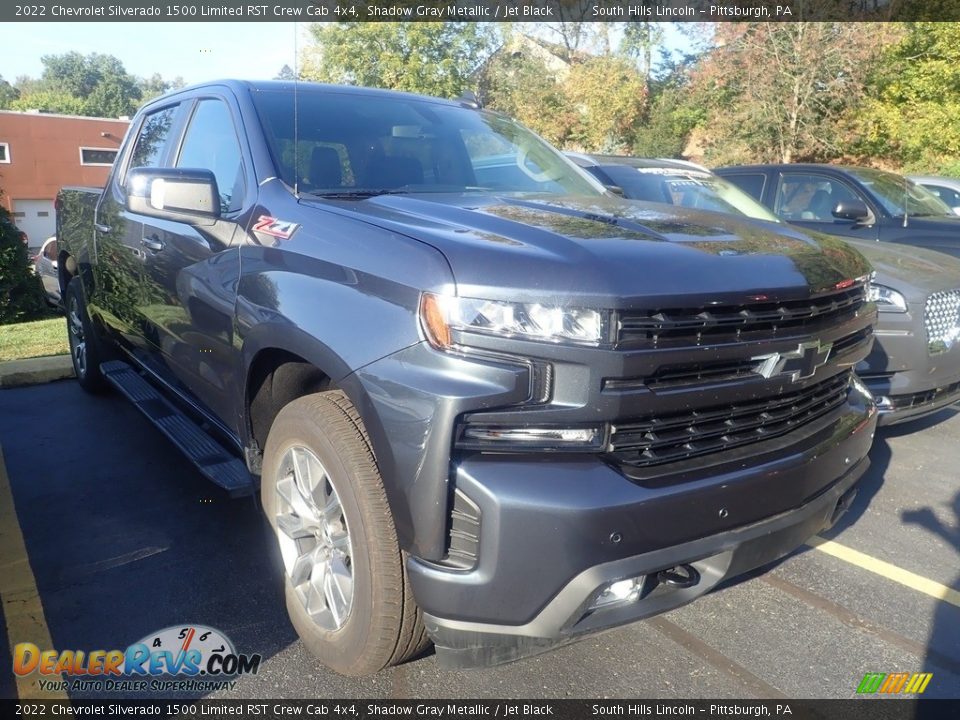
<box><xmin>12</xmin><ymin>199</ymin><xmax>56</xmax><ymax>251</ymax></box>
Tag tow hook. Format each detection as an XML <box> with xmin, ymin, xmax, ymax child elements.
<box><xmin>657</xmin><ymin>563</ymin><xmax>700</xmax><ymax>589</ymax></box>
<box><xmin>830</xmin><ymin>487</ymin><xmax>858</xmax><ymax>526</ymax></box>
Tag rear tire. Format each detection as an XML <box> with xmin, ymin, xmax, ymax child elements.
<box><xmin>261</xmin><ymin>390</ymin><xmax>430</xmax><ymax>676</ymax></box>
<box><xmin>65</xmin><ymin>277</ymin><xmax>108</xmax><ymax>394</ymax></box>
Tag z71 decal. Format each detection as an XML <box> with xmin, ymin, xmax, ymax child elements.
<box><xmin>252</xmin><ymin>215</ymin><xmax>299</xmax><ymax>240</ymax></box>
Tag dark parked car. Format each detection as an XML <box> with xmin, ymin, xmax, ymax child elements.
<box><xmin>714</xmin><ymin>164</ymin><xmax>960</xmax><ymax>259</ymax></box>
<box><xmin>571</xmin><ymin>154</ymin><xmax>960</xmax><ymax>425</ymax></box>
<box><xmin>58</xmin><ymin>81</ymin><xmax>878</xmax><ymax>675</ymax></box>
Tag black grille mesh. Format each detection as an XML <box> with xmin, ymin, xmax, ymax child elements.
<box><xmin>609</xmin><ymin>371</ymin><xmax>851</xmax><ymax>468</ymax></box>
<box><xmin>618</xmin><ymin>285</ymin><xmax>866</xmax><ymax>347</ymax></box>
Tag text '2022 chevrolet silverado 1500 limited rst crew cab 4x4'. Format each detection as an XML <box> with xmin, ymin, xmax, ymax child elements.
<box><xmin>57</xmin><ymin>81</ymin><xmax>879</xmax><ymax>676</ymax></box>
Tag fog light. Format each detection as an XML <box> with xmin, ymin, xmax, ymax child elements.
<box><xmin>588</xmin><ymin>577</ymin><xmax>644</xmax><ymax>610</ymax></box>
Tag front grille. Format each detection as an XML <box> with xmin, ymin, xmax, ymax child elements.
<box><xmin>617</xmin><ymin>285</ymin><xmax>866</xmax><ymax>348</ymax></box>
<box><xmin>888</xmin><ymin>380</ymin><xmax>960</xmax><ymax>411</ymax></box>
<box><xmin>602</xmin><ymin>327</ymin><xmax>873</xmax><ymax>392</ymax></box>
<box><xmin>608</xmin><ymin>371</ymin><xmax>851</xmax><ymax>468</ymax></box>
<box><xmin>924</xmin><ymin>290</ymin><xmax>960</xmax><ymax>355</ymax></box>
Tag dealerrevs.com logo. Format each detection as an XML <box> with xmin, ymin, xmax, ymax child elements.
<box><xmin>13</xmin><ymin>625</ymin><xmax>261</xmax><ymax>693</ymax></box>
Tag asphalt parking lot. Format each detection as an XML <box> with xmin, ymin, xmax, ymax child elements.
<box><xmin>1</xmin><ymin>379</ymin><xmax>959</xmax><ymax>700</ymax></box>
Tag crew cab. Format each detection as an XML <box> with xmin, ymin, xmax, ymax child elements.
<box><xmin>571</xmin><ymin>155</ymin><xmax>960</xmax><ymax>425</ymax></box>
<box><xmin>57</xmin><ymin>81</ymin><xmax>878</xmax><ymax>675</ymax></box>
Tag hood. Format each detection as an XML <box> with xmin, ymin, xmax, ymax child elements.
<box><xmin>303</xmin><ymin>193</ymin><xmax>871</xmax><ymax>307</ymax></box>
<box><xmin>843</xmin><ymin>238</ymin><xmax>960</xmax><ymax>301</ymax></box>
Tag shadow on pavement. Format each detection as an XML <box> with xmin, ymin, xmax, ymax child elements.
<box><xmin>904</xmin><ymin>490</ymin><xmax>960</xmax><ymax>701</ymax></box>
<box><xmin>0</xmin><ymin>381</ymin><xmax>299</xmax><ymax>700</ymax></box>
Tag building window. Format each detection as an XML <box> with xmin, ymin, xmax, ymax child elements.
<box><xmin>79</xmin><ymin>147</ymin><xmax>118</xmax><ymax>166</ymax></box>
<box><xmin>0</xmin><ymin>142</ymin><xmax>9</xmax><ymax>163</ymax></box>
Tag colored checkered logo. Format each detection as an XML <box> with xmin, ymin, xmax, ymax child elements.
<box><xmin>857</xmin><ymin>672</ymin><xmax>933</xmax><ymax>694</ymax></box>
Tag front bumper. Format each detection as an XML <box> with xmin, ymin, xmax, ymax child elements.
<box><xmin>408</xmin><ymin>390</ymin><xmax>877</xmax><ymax>668</ymax></box>
<box><xmin>860</xmin><ymin>311</ymin><xmax>960</xmax><ymax>425</ymax></box>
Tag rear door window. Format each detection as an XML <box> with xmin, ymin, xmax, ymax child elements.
<box><xmin>723</xmin><ymin>173</ymin><xmax>766</xmax><ymax>201</ymax></box>
<box><xmin>127</xmin><ymin>105</ymin><xmax>179</xmax><ymax>172</ymax></box>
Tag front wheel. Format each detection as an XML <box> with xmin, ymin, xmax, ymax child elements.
<box><xmin>261</xmin><ymin>390</ymin><xmax>429</xmax><ymax>676</ymax></box>
<box><xmin>65</xmin><ymin>277</ymin><xmax>108</xmax><ymax>394</ymax></box>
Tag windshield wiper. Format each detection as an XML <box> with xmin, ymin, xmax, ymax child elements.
<box><xmin>305</xmin><ymin>189</ymin><xmax>412</xmax><ymax>200</ymax></box>
<box><xmin>305</xmin><ymin>185</ymin><xmax>492</xmax><ymax>200</ymax></box>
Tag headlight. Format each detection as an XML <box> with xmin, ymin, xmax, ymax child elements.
<box><xmin>866</xmin><ymin>283</ymin><xmax>908</xmax><ymax>313</ymax></box>
<box><xmin>420</xmin><ymin>293</ymin><xmax>606</xmax><ymax>349</ymax></box>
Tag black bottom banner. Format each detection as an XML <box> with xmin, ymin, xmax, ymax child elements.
<box><xmin>2</xmin><ymin>699</ymin><xmax>959</xmax><ymax>720</ymax></box>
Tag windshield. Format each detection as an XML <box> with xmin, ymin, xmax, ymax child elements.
<box><xmin>250</xmin><ymin>88</ymin><xmax>603</xmax><ymax>198</ymax></box>
<box><xmin>596</xmin><ymin>165</ymin><xmax>781</xmax><ymax>222</ymax></box>
<box><xmin>847</xmin><ymin>168</ymin><xmax>953</xmax><ymax>217</ymax></box>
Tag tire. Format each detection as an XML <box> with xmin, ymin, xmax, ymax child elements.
<box><xmin>65</xmin><ymin>277</ymin><xmax>108</xmax><ymax>394</ymax></box>
<box><xmin>261</xmin><ymin>390</ymin><xmax>430</xmax><ymax>676</ymax></box>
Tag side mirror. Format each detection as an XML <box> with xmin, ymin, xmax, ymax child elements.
<box><xmin>832</xmin><ymin>199</ymin><xmax>871</xmax><ymax>223</ymax></box>
<box><xmin>605</xmin><ymin>184</ymin><xmax>626</xmax><ymax>198</ymax></box>
<box><xmin>126</xmin><ymin>167</ymin><xmax>220</xmax><ymax>224</ymax></box>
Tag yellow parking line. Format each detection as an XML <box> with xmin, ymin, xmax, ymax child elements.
<box><xmin>0</xmin><ymin>445</ymin><xmax>69</xmax><ymax>700</ymax></box>
<box><xmin>807</xmin><ymin>535</ymin><xmax>960</xmax><ymax>610</ymax></box>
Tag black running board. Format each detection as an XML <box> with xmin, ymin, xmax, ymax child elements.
<box><xmin>101</xmin><ymin>361</ymin><xmax>255</xmax><ymax>497</ymax></box>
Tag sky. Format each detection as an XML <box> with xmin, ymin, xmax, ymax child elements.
<box><xmin>3</xmin><ymin>23</ymin><xmax>307</xmax><ymax>85</ymax></box>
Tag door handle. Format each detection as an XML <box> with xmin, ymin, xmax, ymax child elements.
<box><xmin>95</xmin><ymin>223</ymin><xmax>111</xmax><ymax>234</ymax></box>
<box><xmin>142</xmin><ymin>235</ymin><xmax>165</xmax><ymax>252</ymax></box>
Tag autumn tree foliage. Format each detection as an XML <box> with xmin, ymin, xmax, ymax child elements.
<box><xmin>564</xmin><ymin>56</ymin><xmax>647</xmax><ymax>152</ymax></box>
<box><xmin>850</xmin><ymin>23</ymin><xmax>960</xmax><ymax>175</ymax></box>
<box><xmin>301</xmin><ymin>22</ymin><xmax>496</xmax><ymax>99</ymax></box>
<box><xmin>691</xmin><ymin>23</ymin><xmax>898</xmax><ymax>165</ymax></box>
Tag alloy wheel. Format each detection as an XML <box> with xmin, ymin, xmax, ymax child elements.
<box><xmin>274</xmin><ymin>445</ymin><xmax>354</xmax><ymax>630</ymax></box>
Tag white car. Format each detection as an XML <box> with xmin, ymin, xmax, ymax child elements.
<box><xmin>908</xmin><ymin>175</ymin><xmax>960</xmax><ymax>216</ymax></box>
<box><xmin>33</xmin><ymin>236</ymin><xmax>61</xmax><ymax>306</ymax></box>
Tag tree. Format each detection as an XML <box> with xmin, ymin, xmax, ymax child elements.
<box><xmin>0</xmin><ymin>76</ymin><xmax>19</xmax><ymax>109</ymax></box>
<box><xmin>620</xmin><ymin>18</ymin><xmax>663</xmax><ymax>88</ymax></box>
<box><xmin>138</xmin><ymin>73</ymin><xmax>185</xmax><ymax>104</ymax></box>
<box><xmin>850</xmin><ymin>23</ymin><xmax>960</xmax><ymax>174</ymax></box>
<box><xmin>10</xmin><ymin>87</ymin><xmax>86</xmax><ymax>115</ymax></box>
<box><xmin>0</xmin><ymin>202</ymin><xmax>47</xmax><ymax>324</ymax></box>
<box><xmin>565</xmin><ymin>56</ymin><xmax>647</xmax><ymax>152</ymax></box>
<box><xmin>481</xmin><ymin>50</ymin><xmax>574</xmax><ymax>147</ymax></box>
<box><xmin>690</xmin><ymin>22</ymin><xmax>899</xmax><ymax>165</ymax></box>
<box><xmin>12</xmin><ymin>52</ymin><xmax>142</xmax><ymax>117</ymax></box>
<box><xmin>275</xmin><ymin>64</ymin><xmax>297</xmax><ymax>81</ymax></box>
<box><xmin>301</xmin><ymin>22</ymin><xmax>497</xmax><ymax>98</ymax></box>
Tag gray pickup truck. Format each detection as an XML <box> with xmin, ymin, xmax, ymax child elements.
<box><xmin>57</xmin><ymin>80</ymin><xmax>878</xmax><ymax>675</ymax></box>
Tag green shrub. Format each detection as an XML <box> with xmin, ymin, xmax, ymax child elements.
<box><xmin>0</xmin><ymin>204</ymin><xmax>48</xmax><ymax>325</ymax></box>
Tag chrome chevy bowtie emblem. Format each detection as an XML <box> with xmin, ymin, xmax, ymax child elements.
<box><xmin>752</xmin><ymin>340</ymin><xmax>833</xmax><ymax>382</ymax></box>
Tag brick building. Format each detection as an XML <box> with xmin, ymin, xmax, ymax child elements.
<box><xmin>0</xmin><ymin>110</ymin><xmax>130</xmax><ymax>248</ymax></box>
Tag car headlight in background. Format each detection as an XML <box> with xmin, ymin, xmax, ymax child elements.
<box><xmin>866</xmin><ymin>283</ymin><xmax>908</xmax><ymax>313</ymax></box>
<box><xmin>420</xmin><ymin>293</ymin><xmax>606</xmax><ymax>349</ymax></box>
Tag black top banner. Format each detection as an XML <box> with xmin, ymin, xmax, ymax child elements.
<box><xmin>4</xmin><ymin>0</ymin><xmax>955</xmax><ymax>23</ymax></box>
<box><xmin>2</xmin><ymin>699</ymin><xmax>960</xmax><ymax>720</ymax></box>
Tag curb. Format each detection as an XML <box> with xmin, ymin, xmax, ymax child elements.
<box><xmin>0</xmin><ymin>355</ymin><xmax>75</xmax><ymax>389</ymax></box>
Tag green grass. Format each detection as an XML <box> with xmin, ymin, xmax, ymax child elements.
<box><xmin>0</xmin><ymin>317</ymin><xmax>69</xmax><ymax>362</ymax></box>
